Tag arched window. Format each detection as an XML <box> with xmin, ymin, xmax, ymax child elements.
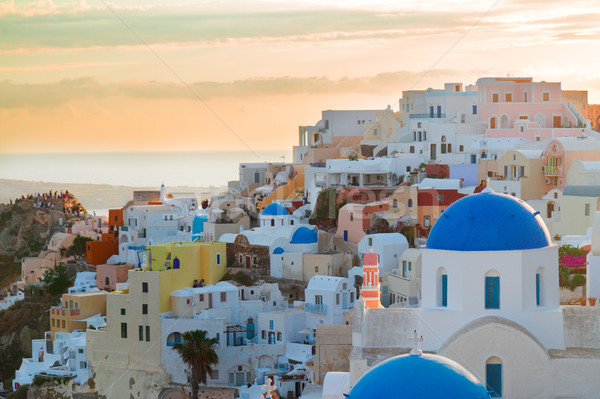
<box><xmin>105</xmin><ymin>276</ymin><xmax>110</xmax><ymax>286</ymax></box>
<box><xmin>166</xmin><ymin>331</ymin><xmax>183</xmax><ymax>347</ymax></box>
<box><xmin>485</xmin><ymin>270</ymin><xmax>500</xmax><ymax>309</ymax></box>
<box><xmin>271</xmin><ymin>219</ymin><xmax>275</xmax><ymax>227</ymax></box>
<box><xmin>173</xmin><ymin>257</ymin><xmax>180</xmax><ymax>269</ymax></box>
<box><xmin>486</xmin><ymin>356</ymin><xmax>502</xmax><ymax>397</ymax></box>
<box><xmin>408</xmin><ymin>199</ymin><xmax>413</xmax><ymax>208</ymax></box>
<box><xmin>536</xmin><ymin>266</ymin><xmax>545</xmax><ymax>306</ymax></box>
<box><xmin>499</xmin><ymin>114</ymin><xmax>509</xmax><ymax>129</ymax></box>
<box><xmin>436</xmin><ymin>267</ymin><xmax>448</xmax><ymax>307</ymax></box>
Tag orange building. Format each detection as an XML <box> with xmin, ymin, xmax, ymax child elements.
<box><xmin>86</xmin><ymin>209</ymin><xmax>123</xmax><ymax>265</ymax></box>
<box><xmin>50</xmin><ymin>290</ymin><xmax>108</xmax><ymax>339</ymax></box>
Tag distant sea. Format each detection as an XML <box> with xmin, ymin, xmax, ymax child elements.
<box><xmin>0</xmin><ymin>150</ymin><xmax>292</xmax><ymax>188</ymax></box>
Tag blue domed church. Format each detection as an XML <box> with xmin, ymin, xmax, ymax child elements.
<box><xmin>348</xmin><ymin>192</ymin><xmax>600</xmax><ymax>399</ymax></box>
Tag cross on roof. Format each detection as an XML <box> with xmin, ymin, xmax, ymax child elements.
<box><xmin>408</xmin><ymin>329</ymin><xmax>424</xmax><ymax>355</ymax></box>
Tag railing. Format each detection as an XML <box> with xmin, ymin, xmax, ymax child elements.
<box><xmin>544</xmin><ymin>166</ymin><xmax>558</xmax><ymax>176</ymax></box>
<box><xmin>409</xmin><ymin>113</ymin><xmax>446</xmax><ymax>119</ymax></box>
<box><xmin>304</xmin><ymin>302</ymin><xmax>327</xmax><ymax>313</ymax></box>
<box><xmin>121</xmin><ymin>226</ymin><xmax>128</xmax><ymax>232</ymax></box>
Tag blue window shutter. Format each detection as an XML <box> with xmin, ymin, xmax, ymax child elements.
<box><xmin>486</xmin><ymin>363</ymin><xmax>502</xmax><ymax>397</ymax></box>
<box><xmin>403</xmin><ymin>261</ymin><xmax>407</xmax><ymax>278</ymax></box>
<box><xmin>441</xmin><ymin>274</ymin><xmax>448</xmax><ymax>307</ymax></box>
<box><xmin>485</xmin><ymin>277</ymin><xmax>500</xmax><ymax>309</ymax></box>
<box><xmin>536</xmin><ymin>273</ymin><xmax>540</xmax><ymax>306</ymax></box>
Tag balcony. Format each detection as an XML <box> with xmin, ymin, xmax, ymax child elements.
<box><xmin>409</xmin><ymin>113</ymin><xmax>446</xmax><ymax>119</ymax></box>
<box><xmin>304</xmin><ymin>302</ymin><xmax>327</xmax><ymax>313</ymax></box>
<box><xmin>544</xmin><ymin>166</ymin><xmax>558</xmax><ymax>176</ymax></box>
<box><xmin>51</xmin><ymin>307</ymin><xmax>80</xmax><ymax>316</ymax></box>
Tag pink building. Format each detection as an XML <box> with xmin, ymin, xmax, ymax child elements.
<box><xmin>543</xmin><ymin>137</ymin><xmax>600</xmax><ymax>192</ymax></box>
<box><xmin>96</xmin><ymin>262</ymin><xmax>134</xmax><ymax>291</ymax></box>
<box><xmin>477</xmin><ymin>77</ymin><xmax>591</xmax><ymax>141</ymax></box>
<box><xmin>336</xmin><ymin>200</ymin><xmax>389</xmax><ymax>244</ymax></box>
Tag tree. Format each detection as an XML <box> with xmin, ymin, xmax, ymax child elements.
<box><xmin>173</xmin><ymin>330</ymin><xmax>219</xmax><ymax>399</ymax></box>
<box><xmin>66</xmin><ymin>236</ymin><xmax>93</xmax><ymax>258</ymax></box>
<box><xmin>41</xmin><ymin>264</ymin><xmax>71</xmax><ymax>296</ymax></box>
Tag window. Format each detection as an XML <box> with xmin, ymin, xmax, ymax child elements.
<box><xmin>424</xmin><ymin>216</ymin><xmax>431</xmax><ymax>227</ymax></box>
<box><xmin>121</xmin><ymin>322</ymin><xmax>127</xmax><ymax>339</ymax></box>
<box><xmin>437</xmin><ymin>268</ymin><xmax>447</xmax><ymax>307</ymax></box>
<box><xmin>585</xmin><ymin>203</ymin><xmax>591</xmax><ymax>216</ymax></box>
<box><xmin>408</xmin><ymin>199</ymin><xmax>413</xmax><ymax>208</ymax></box>
<box><xmin>505</xmin><ymin>93</ymin><xmax>512</xmax><ymax>102</ymax></box>
<box><xmin>438</xmin><ymin>195</ymin><xmax>444</xmax><ymax>202</ymax></box>
<box><xmin>524</xmin><ymin>92</ymin><xmax>528</xmax><ymax>102</ymax></box>
<box><xmin>410</xmin><ymin>146</ymin><xmax>415</xmax><ymax>153</ymax></box>
<box><xmin>199</xmin><ymin>294</ymin><xmax>204</xmax><ymax>301</ymax></box>
<box><xmin>52</xmin><ymin>319</ymin><xmax>55</xmax><ymax>327</ymax></box>
<box><xmin>447</xmin><ymin>143</ymin><xmax>452</xmax><ymax>153</ymax></box>
<box><xmin>216</xmin><ymin>253</ymin><xmax>221</xmax><ymax>265</ymax></box>
<box><xmin>492</xmin><ymin>93</ymin><xmax>499</xmax><ymax>103</ymax></box>
<box><xmin>139</xmin><ymin>325</ymin><xmax>143</xmax><ymax>341</ymax></box>
<box><xmin>471</xmin><ymin>154</ymin><xmax>477</xmax><ymax>164</ymax></box>
<box><xmin>536</xmin><ymin>273</ymin><xmax>541</xmax><ymax>306</ymax></box>
<box><xmin>261</xmin><ymin>330</ymin><xmax>266</xmax><ymax>339</ymax></box>
<box><xmin>368</xmin><ymin>237</ymin><xmax>373</xmax><ymax>246</ymax></box>
<box><xmin>486</xmin><ymin>357</ymin><xmax>502</xmax><ymax>397</ymax></box>
<box><xmin>173</xmin><ymin>257</ymin><xmax>180</xmax><ymax>269</ymax></box>
<box><xmin>408</xmin><ymin>262</ymin><xmax>412</xmax><ymax>271</ymax></box>
<box><xmin>80</xmin><ymin>361</ymin><xmax>87</xmax><ymax>369</ymax></box>
<box><xmin>402</xmin><ymin>261</ymin><xmax>408</xmax><ymax>278</ymax></box>
<box><xmin>490</xmin><ymin>117</ymin><xmax>496</xmax><ymax>129</ymax></box>
<box><xmin>220</xmin><ymin>292</ymin><xmax>227</xmax><ymax>302</ymax></box>
<box><xmin>336</xmin><ymin>293</ymin><xmax>340</xmax><ymax>305</ymax></box>
<box><xmin>373</xmin><ymin>128</ymin><xmax>378</xmax><ymax>136</ymax></box>
<box><xmin>270</xmin><ymin>320</ymin><xmax>274</xmax><ymax>329</ymax></box>
<box><xmin>142</xmin><ymin>304</ymin><xmax>148</xmax><ymax>315</ymax></box>
<box><xmin>142</xmin><ymin>282</ymin><xmax>148</xmax><ymax>293</ymax></box>
<box><xmin>315</xmin><ymin>295</ymin><xmax>323</xmax><ymax>305</ymax></box>
<box><xmin>105</xmin><ymin>276</ymin><xmax>110</xmax><ymax>286</ymax></box>
<box><xmin>417</xmin><ymin>122</ymin><xmax>422</xmax><ymax>128</ymax></box>
<box><xmin>441</xmin><ymin>143</ymin><xmax>447</xmax><ymax>154</ymax></box>
<box><xmin>485</xmin><ymin>272</ymin><xmax>500</xmax><ymax>309</ymax></box>
<box><xmin>459</xmin><ymin>145</ymin><xmax>464</xmax><ymax>152</ymax></box>
<box><xmin>543</xmin><ymin>92</ymin><xmax>550</xmax><ymax>102</ymax></box>
<box><xmin>62</xmin><ymin>320</ymin><xmax>65</xmax><ymax>328</ymax></box>
<box><xmin>146</xmin><ymin>326</ymin><xmax>150</xmax><ymax>341</ymax></box>
<box><xmin>121</xmin><ymin>308</ymin><xmax>126</xmax><ymax>316</ymax></box>
<box><xmin>277</xmin><ymin>332</ymin><xmax>282</xmax><ymax>341</ymax></box>
<box><xmin>393</xmin><ymin>199</ymin><xmax>398</xmax><ymax>208</ymax></box>
<box><xmin>472</xmin><ymin>105</ymin><xmax>477</xmax><ymax>115</ymax></box>
<box><xmin>315</xmin><ymin>266</ymin><xmax>319</xmax><ymax>272</ymax></box>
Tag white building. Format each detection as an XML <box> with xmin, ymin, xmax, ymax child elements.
<box><xmin>380</xmin><ymin>248</ymin><xmax>422</xmax><ymax>307</ymax></box>
<box><xmin>13</xmin><ymin>331</ymin><xmax>89</xmax><ymax>390</ymax></box>
<box><xmin>303</xmin><ymin>275</ymin><xmax>354</xmax><ymax>329</ymax></box>
<box><xmin>349</xmin><ymin>192</ymin><xmax>600</xmax><ymax>399</ymax></box>
<box><xmin>357</xmin><ymin>233</ymin><xmax>408</xmax><ymax>276</ymax></box>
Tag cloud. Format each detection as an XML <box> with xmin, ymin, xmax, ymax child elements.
<box><xmin>0</xmin><ymin>69</ymin><xmax>468</xmax><ymax>108</ymax></box>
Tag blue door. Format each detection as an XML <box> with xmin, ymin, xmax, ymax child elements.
<box><xmin>268</xmin><ymin>332</ymin><xmax>276</xmax><ymax>344</ymax></box>
<box><xmin>486</xmin><ymin>363</ymin><xmax>502</xmax><ymax>397</ymax></box>
<box><xmin>437</xmin><ymin>105</ymin><xmax>441</xmax><ymax>118</ymax></box>
<box><xmin>343</xmin><ymin>230</ymin><xmax>348</xmax><ymax>242</ymax></box>
<box><xmin>429</xmin><ymin>106</ymin><xmax>434</xmax><ymax>118</ymax></box>
<box><xmin>485</xmin><ymin>277</ymin><xmax>500</xmax><ymax>309</ymax></box>
<box><xmin>441</xmin><ymin>274</ymin><xmax>448</xmax><ymax>307</ymax></box>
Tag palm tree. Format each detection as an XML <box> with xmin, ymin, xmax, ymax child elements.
<box><xmin>173</xmin><ymin>330</ymin><xmax>219</xmax><ymax>399</ymax></box>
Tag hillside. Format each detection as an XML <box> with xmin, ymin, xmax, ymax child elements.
<box><xmin>0</xmin><ymin>178</ymin><xmax>226</xmax><ymax>215</ymax></box>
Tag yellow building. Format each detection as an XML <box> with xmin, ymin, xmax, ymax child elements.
<box><xmin>147</xmin><ymin>241</ymin><xmax>226</xmax><ymax>313</ymax></box>
<box><xmin>86</xmin><ymin>241</ymin><xmax>225</xmax><ymax>398</ymax></box>
<box><xmin>50</xmin><ymin>291</ymin><xmax>107</xmax><ymax>339</ymax></box>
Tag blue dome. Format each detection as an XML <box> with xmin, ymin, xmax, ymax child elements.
<box><xmin>427</xmin><ymin>192</ymin><xmax>551</xmax><ymax>251</ymax></box>
<box><xmin>290</xmin><ymin>227</ymin><xmax>318</xmax><ymax>244</ymax></box>
<box><xmin>348</xmin><ymin>351</ymin><xmax>490</xmax><ymax>399</ymax></box>
<box><xmin>261</xmin><ymin>203</ymin><xmax>289</xmax><ymax>216</ymax></box>
<box><xmin>272</xmin><ymin>247</ymin><xmax>285</xmax><ymax>254</ymax></box>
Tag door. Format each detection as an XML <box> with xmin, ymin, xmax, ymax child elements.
<box><xmin>245</xmin><ymin>256</ymin><xmax>251</xmax><ymax>268</ymax></box>
<box><xmin>268</xmin><ymin>332</ymin><xmax>276</xmax><ymax>344</ymax></box>
<box><xmin>547</xmin><ymin>202</ymin><xmax>554</xmax><ymax>218</ymax></box>
<box><xmin>553</xmin><ymin>115</ymin><xmax>561</xmax><ymax>128</ymax></box>
<box><xmin>343</xmin><ymin>230</ymin><xmax>348</xmax><ymax>242</ymax></box>
<box><xmin>486</xmin><ymin>364</ymin><xmax>502</xmax><ymax>397</ymax></box>
<box><xmin>485</xmin><ymin>277</ymin><xmax>500</xmax><ymax>309</ymax></box>
<box><xmin>430</xmin><ymin>144</ymin><xmax>436</xmax><ymax>160</ymax></box>
<box><xmin>437</xmin><ymin>105</ymin><xmax>441</xmax><ymax>118</ymax></box>
<box><xmin>343</xmin><ymin>293</ymin><xmax>348</xmax><ymax>309</ymax></box>
<box><xmin>208</xmin><ymin>293</ymin><xmax>213</xmax><ymax>309</ymax></box>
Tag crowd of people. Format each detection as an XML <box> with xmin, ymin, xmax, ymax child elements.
<box><xmin>11</xmin><ymin>189</ymin><xmax>85</xmax><ymax>216</ymax></box>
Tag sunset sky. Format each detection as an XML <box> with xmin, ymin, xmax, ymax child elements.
<box><xmin>2</xmin><ymin>0</ymin><xmax>600</xmax><ymax>156</ymax></box>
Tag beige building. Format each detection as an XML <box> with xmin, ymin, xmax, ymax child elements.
<box><xmin>50</xmin><ymin>290</ymin><xmax>107</xmax><ymax>339</ymax></box>
<box><xmin>488</xmin><ymin>149</ymin><xmax>545</xmax><ymax>201</ymax></box>
<box><xmin>566</xmin><ymin>160</ymin><xmax>600</xmax><ymax>186</ymax></box>
<box><xmin>87</xmin><ymin>270</ymin><xmax>170</xmax><ymax>399</ymax></box>
<box><xmin>302</xmin><ymin>252</ymin><xmax>354</xmax><ymax>283</ymax></box>
<box><xmin>380</xmin><ymin>248</ymin><xmax>422</xmax><ymax>307</ymax></box>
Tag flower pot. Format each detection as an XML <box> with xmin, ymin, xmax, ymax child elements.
<box><xmin>580</xmin><ymin>298</ymin><xmax>586</xmax><ymax>306</ymax></box>
<box><xmin>589</xmin><ymin>297</ymin><xmax>597</xmax><ymax>306</ymax></box>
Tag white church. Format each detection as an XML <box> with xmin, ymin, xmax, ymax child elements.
<box><xmin>343</xmin><ymin>192</ymin><xmax>600</xmax><ymax>399</ymax></box>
